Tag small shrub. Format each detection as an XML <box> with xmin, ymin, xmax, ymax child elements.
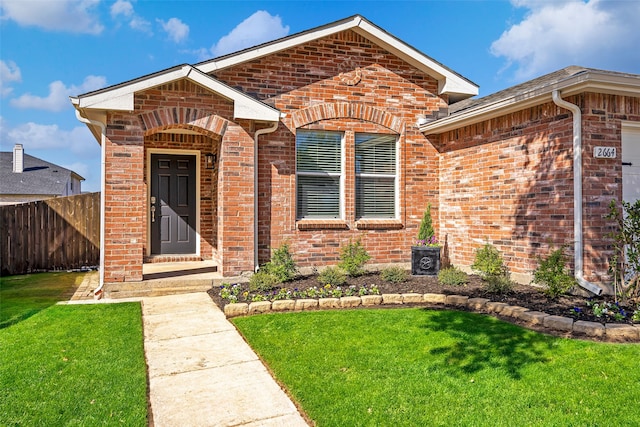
<box><xmin>532</xmin><ymin>247</ymin><xmax>577</xmax><ymax>298</ymax></box>
<box><xmin>484</xmin><ymin>274</ymin><xmax>514</xmax><ymax>294</ymax></box>
<box><xmin>437</xmin><ymin>266</ymin><xmax>469</xmax><ymax>286</ymax></box>
<box><xmin>417</xmin><ymin>203</ymin><xmax>435</xmax><ymax>243</ymax></box>
<box><xmin>263</xmin><ymin>243</ymin><xmax>298</xmax><ymax>283</ymax></box>
<box><xmin>338</xmin><ymin>238</ymin><xmax>371</xmax><ymax>277</ymax></box>
<box><xmin>381</xmin><ymin>266</ymin><xmax>408</xmax><ymax>283</ymax></box>
<box><xmin>317</xmin><ymin>266</ymin><xmax>347</xmax><ymax>287</ymax></box>
<box><xmin>249</xmin><ymin>270</ymin><xmax>279</xmax><ymax>292</ymax></box>
<box><xmin>472</xmin><ymin>243</ymin><xmax>513</xmax><ymax>293</ymax></box>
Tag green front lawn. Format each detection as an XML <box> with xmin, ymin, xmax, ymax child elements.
<box><xmin>1</xmin><ymin>285</ymin><xmax>148</xmax><ymax>426</ymax></box>
<box><xmin>0</xmin><ymin>271</ymin><xmax>86</xmax><ymax>328</ymax></box>
<box><xmin>233</xmin><ymin>308</ymin><xmax>640</xmax><ymax>426</ymax></box>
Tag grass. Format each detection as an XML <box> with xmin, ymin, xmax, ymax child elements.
<box><xmin>0</xmin><ymin>272</ymin><xmax>148</xmax><ymax>426</ymax></box>
<box><xmin>233</xmin><ymin>308</ymin><xmax>640</xmax><ymax>426</ymax></box>
<box><xmin>0</xmin><ymin>271</ymin><xmax>86</xmax><ymax>328</ymax></box>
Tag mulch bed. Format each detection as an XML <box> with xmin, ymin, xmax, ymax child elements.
<box><xmin>207</xmin><ymin>271</ymin><xmax>639</xmax><ymax>327</ymax></box>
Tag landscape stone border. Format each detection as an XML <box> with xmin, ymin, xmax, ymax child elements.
<box><xmin>223</xmin><ymin>293</ymin><xmax>640</xmax><ymax>343</ymax></box>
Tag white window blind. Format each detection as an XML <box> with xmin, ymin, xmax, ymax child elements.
<box><xmin>296</xmin><ymin>130</ymin><xmax>342</xmax><ymax>219</ymax></box>
<box><xmin>355</xmin><ymin>133</ymin><xmax>396</xmax><ymax>218</ymax></box>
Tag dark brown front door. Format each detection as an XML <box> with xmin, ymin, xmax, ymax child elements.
<box><xmin>150</xmin><ymin>154</ymin><xmax>196</xmax><ymax>254</ymax></box>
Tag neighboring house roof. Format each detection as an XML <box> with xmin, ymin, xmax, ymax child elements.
<box><xmin>0</xmin><ymin>152</ymin><xmax>84</xmax><ymax>196</ymax></box>
<box><xmin>70</xmin><ymin>64</ymin><xmax>281</xmax><ymax>122</ymax></box>
<box><xmin>196</xmin><ymin>14</ymin><xmax>478</xmax><ymax>102</ymax></box>
<box><xmin>421</xmin><ymin>66</ymin><xmax>640</xmax><ymax>134</ymax></box>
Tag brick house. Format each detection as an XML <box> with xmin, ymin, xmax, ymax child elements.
<box><xmin>71</xmin><ymin>15</ymin><xmax>640</xmax><ymax>296</ymax></box>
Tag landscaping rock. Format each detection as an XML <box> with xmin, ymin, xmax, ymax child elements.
<box><xmin>318</xmin><ymin>298</ymin><xmax>341</xmax><ymax>309</ymax></box>
<box><xmin>500</xmin><ymin>305</ymin><xmax>529</xmax><ymax>318</ymax></box>
<box><xmin>467</xmin><ymin>298</ymin><xmax>490</xmax><ymax>310</ymax></box>
<box><xmin>224</xmin><ymin>303</ymin><xmax>249</xmax><ymax>318</ymax></box>
<box><xmin>361</xmin><ymin>295</ymin><xmax>383</xmax><ymax>306</ymax></box>
<box><xmin>573</xmin><ymin>321</ymin><xmax>605</xmax><ymax>337</ymax></box>
<box><xmin>402</xmin><ymin>293</ymin><xmax>423</xmax><ymax>304</ymax></box>
<box><xmin>248</xmin><ymin>301</ymin><xmax>272</xmax><ymax>314</ymax></box>
<box><xmin>295</xmin><ymin>299</ymin><xmax>319</xmax><ymax>311</ymax></box>
<box><xmin>605</xmin><ymin>324</ymin><xmax>640</xmax><ymax>341</ymax></box>
<box><xmin>423</xmin><ymin>293</ymin><xmax>447</xmax><ymax>304</ymax></box>
<box><xmin>543</xmin><ymin>315</ymin><xmax>573</xmax><ymax>332</ymax></box>
<box><xmin>341</xmin><ymin>296</ymin><xmax>362</xmax><ymax>308</ymax></box>
<box><xmin>271</xmin><ymin>300</ymin><xmax>296</xmax><ymax>312</ymax></box>
<box><xmin>445</xmin><ymin>295</ymin><xmax>469</xmax><ymax>306</ymax></box>
<box><xmin>382</xmin><ymin>294</ymin><xmax>403</xmax><ymax>304</ymax></box>
<box><xmin>484</xmin><ymin>302</ymin><xmax>508</xmax><ymax>313</ymax></box>
<box><xmin>518</xmin><ymin>311</ymin><xmax>549</xmax><ymax>325</ymax></box>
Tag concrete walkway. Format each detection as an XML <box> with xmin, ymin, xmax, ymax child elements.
<box><xmin>142</xmin><ymin>292</ymin><xmax>309</xmax><ymax>427</ymax></box>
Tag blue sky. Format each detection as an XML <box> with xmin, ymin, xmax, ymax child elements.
<box><xmin>2</xmin><ymin>0</ymin><xmax>639</xmax><ymax>192</ymax></box>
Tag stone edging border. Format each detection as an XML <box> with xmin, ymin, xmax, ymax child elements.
<box><xmin>223</xmin><ymin>293</ymin><xmax>640</xmax><ymax>343</ymax></box>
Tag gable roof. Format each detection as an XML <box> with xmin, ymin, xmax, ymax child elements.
<box><xmin>0</xmin><ymin>152</ymin><xmax>84</xmax><ymax>196</ymax></box>
<box><xmin>70</xmin><ymin>64</ymin><xmax>281</xmax><ymax>122</ymax></box>
<box><xmin>196</xmin><ymin>15</ymin><xmax>478</xmax><ymax>103</ymax></box>
<box><xmin>421</xmin><ymin>66</ymin><xmax>640</xmax><ymax>134</ymax></box>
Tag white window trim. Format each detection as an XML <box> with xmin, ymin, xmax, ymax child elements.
<box><xmin>295</xmin><ymin>131</ymin><xmax>345</xmax><ymax>220</ymax></box>
<box><xmin>354</xmin><ymin>133</ymin><xmax>399</xmax><ymax>220</ymax></box>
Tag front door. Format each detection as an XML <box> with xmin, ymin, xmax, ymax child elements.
<box><xmin>622</xmin><ymin>125</ymin><xmax>640</xmax><ymax>204</ymax></box>
<box><xmin>150</xmin><ymin>154</ymin><xmax>197</xmax><ymax>254</ymax></box>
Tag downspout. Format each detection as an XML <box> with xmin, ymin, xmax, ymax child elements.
<box><xmin>253</xmin><ymin>121</ymin><xmax>280</xmax><ymax>272</ymax></box>
<box><xmin>551</xmin><ymin>90</ymin><xmax>603</xmax><ymax>295</ymax></box>
<box><xmin>75</xmin><ymin>109</ymin><xmax>107</xmax><ymax>299</ymax></box>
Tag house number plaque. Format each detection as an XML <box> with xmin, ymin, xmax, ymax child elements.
<box><xmin>593</xmin><ymin>146</ymin><xmax>616</xmax><ymax>159</ymax></box>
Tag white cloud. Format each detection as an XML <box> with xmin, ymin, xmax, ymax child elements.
<box><xmin>109</xmin><ymin>0</ymin><xmax>152</xmax><ymax>34</ymax></box>
<box><xmin>10</xmin><ymin>75</ymin><xmax>107</xmax><ymax>112</ymax></box>
<box><xmin>0</xmin><ymin>60</ymin><xmax>21</xmax><ymax>97</ymax></box>
<box><xmin>0</xmin><ymin>0</ymin><xmax>103</xmax><ymax>34</ymax></box>
<box><xmin>4</xmin><ymin>121</ymin><xmax>97</xmax><ymax>155</ymax></box>
<box><xmin>491</xmin><ymin>0</ymin><xmax>640</xmax><ymax>81</ymax></box>
<box><xmin>158</xmin><ymin>17</ymin><xmax>189</xmax><ymax>43</ymax></box>
<box><xmin>110</xmin><ymin>0</ymin><xmax>133</xmax><ymax>18</ymax></box>
<box><xmin>210</xmin><ymin>11</ymin><xmax>289</xmax><ymax>57</ymax></box>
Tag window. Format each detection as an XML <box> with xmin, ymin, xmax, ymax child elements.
<box><xmin>296</xmin><ymin>130</ymin><xmax>343</xmax><ymax>219</ymax></box>
<box><xmin>355</xmin><ymin>133</ymin><xmax>396</xmax><ymax>219</ymax></box>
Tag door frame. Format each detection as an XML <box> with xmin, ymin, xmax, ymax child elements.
<box><xmin>622</xmin><ymin>121</ymin><xmax>640</xmax><ymax>204</ymax></box>
<box><xmin>146</xmin><ymin>148</ymin><xmax>201</xmax><ymax>257</ymax></box>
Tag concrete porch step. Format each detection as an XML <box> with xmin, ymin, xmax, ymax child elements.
<box><xmin>106</xmin><ymin>281</ymin><xmax>214</xmax><ymax>299</ymax></box>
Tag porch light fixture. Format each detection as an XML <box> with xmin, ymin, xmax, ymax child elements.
<box><xmin>205</xmin><ymin>153</ymin><xmax>216</xmax><ymax>170</ymax></box>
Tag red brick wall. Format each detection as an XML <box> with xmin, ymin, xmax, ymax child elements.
<box><xmin>212</xmin><ymin>30</ymin><xmax>446</xmax><ymax>268</ymax></box>
<box><xmin>433</xmin><ymin>93</ymin><xmax>640</xmax><ymax>284</ymax></box>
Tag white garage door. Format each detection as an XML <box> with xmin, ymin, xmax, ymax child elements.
<box><xmin>622</xmin><ymin>124</ymin><xmax>640</xmax><ymax>204</ymax></box>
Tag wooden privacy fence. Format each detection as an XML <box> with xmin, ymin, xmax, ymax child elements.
<box><xmin>1</xmin><ymin>192</ymin><xmax>100</xmax><ymax>276</ymax></box>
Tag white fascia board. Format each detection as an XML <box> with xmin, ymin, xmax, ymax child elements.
<box><xmin>198</xmin><ymin>17</ymin><xmax>361</xmax><ymax>74</ymax></box>
<box><xmin>185</xmin><ymin>68</ymin><xmax>280</xmax><ymax>121</ymax></box>
<box><xmin>196</xmin><ymin>16</ymin><xmax>478</xmax><ymax>98</ymax></box>
<box><xmin>76</xmin><ymin>65</ymin><xmax>280</xmax><ymax>122</ymax></box>
<box><xmin>77</xmin><ymin>66</ymin><xmax>191</xmax><ymax>110</ymax></box>
<box><xmin>421</xmin><ymin>74</ymin><xmax>640</xmax><ymax>134</ymax></box>
<box><xmin>353</xmin><ymin>21</ymin><xmax>478</xmax><ymax>97</ymax></box>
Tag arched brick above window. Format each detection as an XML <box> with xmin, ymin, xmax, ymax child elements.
<box><xmin>291</xmin><ymin>102</ymin><xmax>404</xmax><ymax>133</ymax></box>
<box><xmin>140</xmin><ymin>107</ymin><xmax>229</xmax><ymax>137</ymax></box>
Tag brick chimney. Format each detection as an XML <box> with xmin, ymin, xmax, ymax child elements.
<box><xmin>13</xmin><ymin>144</ymin><xmax>24</xmax><ymax>173</ymax></box>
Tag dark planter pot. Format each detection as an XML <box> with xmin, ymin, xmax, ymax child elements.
<box><xmin>411</xmin><ymin>246</ymin><xmax>441</xmax><ymax>276</ymax></box>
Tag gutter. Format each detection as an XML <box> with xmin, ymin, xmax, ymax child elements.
<box><xmin>253</xmin><ymin>121</ymin><xmax>280</xmax><ymax>272</ymax></box>
<box><xmin>551</xmin><ymin>90</ymin><xmax>603</xmax><ymax>296</ymax></box>
<box><xmin>74</xmin><ymin>108</ymin><xmax>107</xmax><ymax>299</ymax></box>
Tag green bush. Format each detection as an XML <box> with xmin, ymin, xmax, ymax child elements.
<box><xmin>381</xmin><ymin>266</ymin><xmax>408</xmax><ymax>283</ymax></box>
<box><xmin>249</xmin><ymin>270</ymin><xmax>279</xmax><ymax>293</ymax></box>
<box><xmin>437</xmin><ymin>266</ymin><xmax>469</xmax><ymax>286</ymax></box>
<box><xmin>317</xmin><ymin>266</ymin><xmax>347</xmax><ymax>287</ymax></box>
<box><xmin>338</xmin><ymin>238</ymin><xmax>371</xmax><ymax>277</ymax></box>
<box><xmin>472</xmin><ymin>243</ymin><xmax>513</xmax><ymax>293</ymax></box>
<box><xmin>532</xmin><ymin>247</ymin><xmax>577</xmax><ymax>298</ymax></box>
<box><xmin>263</xmin><ymin>243</ymin><xmax>298</xmax><ymax>283</ymax></box>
